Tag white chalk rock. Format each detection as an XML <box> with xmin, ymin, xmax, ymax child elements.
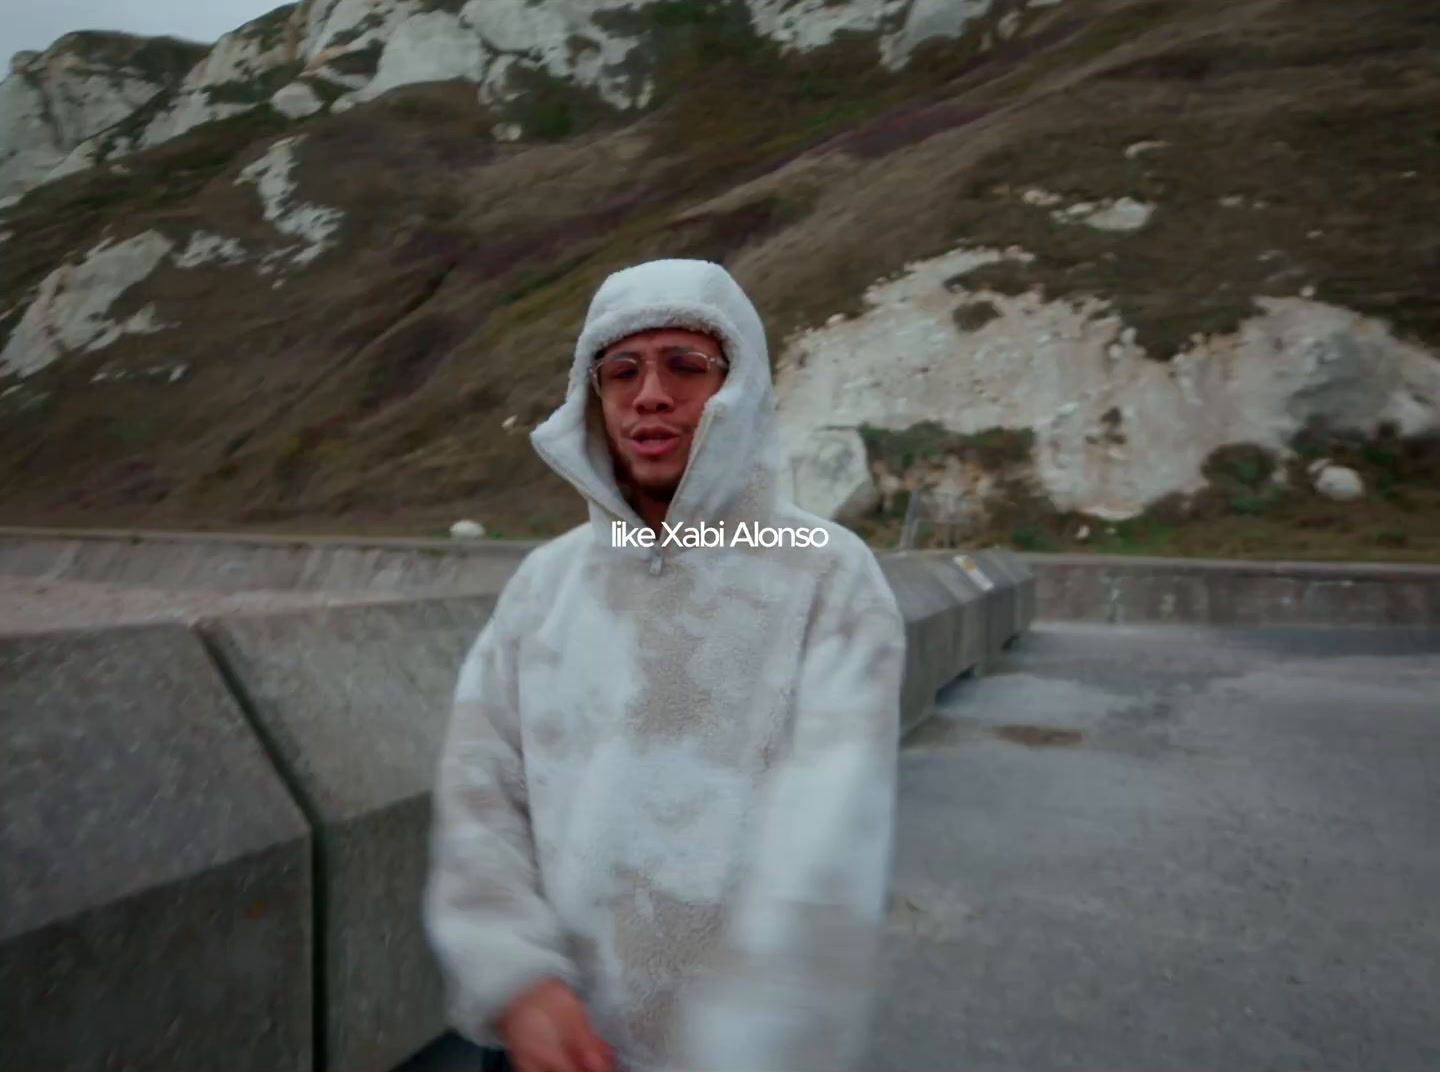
<box><xmin>0</xmin><ymin>230</ymin><xmax>175</xmax><ymax>378</ymax></box>
<box><xmin>1313</xmin><ymin>465</ymin><xmax>1364</xmax><ymax>502</ymax></box>
<box><xmin>450</xmin><ymin>519</ymin><xmax>486</xmax><ymax>539</ymax></box>
<box><xmin>1124</xmin><ymin>140</ymin><xmax>1168</xmax><ymax>159</ymax></box>
<box><xmin>271</xmin><ymin>81</ymin><xmax>325</xmax><ymax>120</ymax></box>
<box><xmin>789</xmin><ymin>427</ymin><xmax>880</xmax><ymax>521</ymax></box>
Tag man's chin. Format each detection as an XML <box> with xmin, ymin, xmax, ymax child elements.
<box><xmin>633</xmin><ymin>476</ymin><xmax>681</xmax><ymax>501</ymax></box>
<box><xmin>625</xmin><ymin>462</ymin><xmax>683</xmax><ymax>501</ymax></box>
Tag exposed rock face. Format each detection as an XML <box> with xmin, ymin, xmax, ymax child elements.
<box><xmin>785</xmin><ymin>427</ymin><xmax>880</xmax><ymax>521</ymax></box>
<box><xmin>0</xmin><ymin>0</ymin><xmax>1054</xmax><ymax>198</ymax></box>
<box><xmin>234</xmin><ymin>135</ymin><xmax>345</xmax><ymax>271</ymax></box>
<box><xmin>0</xmin><ymin>0</ymin><xmax>1434</xmax><ymax>550</ymax></box>
<box><xmin>0</xmin><ymin>33</ymin><xmax>206</xmax><ymax>199</ymax></box>
<box><xmin>0</xmin><ymin>231</ymin><xmax>175</xmax><ymax>378</ymax></box>
<box><xmin>1312</xmin><ymin>464</ymin><xmax>1365</xmax><ymax>502</ymax></box>
<box><xmin>774</xmin><ymin>245</ymin><xmax>1440</xmax><ymax>521</ymax></box>
<box><xmin>271</xmin><ymin>82</ymin><xmax>324</xmax><ymax>119</ymax></box>
<box><xmin>132</xmin><ymin>8</ymin><xmax>305</xmax><ymax>153</ymax></box>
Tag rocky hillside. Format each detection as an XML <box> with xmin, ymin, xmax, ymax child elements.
<box><xmin>1</xmin><ymin>0</ymin><xmax>1437</xmax><ymax>560</ymax></box>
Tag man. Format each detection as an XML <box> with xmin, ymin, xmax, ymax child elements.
<box><xmin>423</xmin><ymin>258</ymin><xmax>906</xmax><ymax>1072</ymax></box>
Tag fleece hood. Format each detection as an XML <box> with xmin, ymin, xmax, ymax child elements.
<box><xmin>529</xmin><ymin>259</ymin><xmax>785</xmax><ymax>541</ymax></box>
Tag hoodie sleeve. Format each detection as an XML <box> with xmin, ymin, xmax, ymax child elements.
<box><xmin>678</xmin><ymin>546</ymin><xmax>906</xmax><ymax>1072</ymax></box>
<box><xmin>422</xmin><ymin>583</ymin><xmax>580</xmax><ymax>1048</ymax></box>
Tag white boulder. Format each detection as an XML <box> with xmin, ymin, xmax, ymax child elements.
<box><xmin>1055</xmin><ymin>196</ymin><xmax>1155</xmax><ymax>232</ymax></box>
<box><xmin>788</xmin><ymin>427</ymin><xmax>881</xmax><ymax>521</ymax></box>
<box><xmin>1313</xmin><ymin>465</ymin><xmax>1364</xmax><ymax>502</ymax></box>
<box><xmin>450</xmin><ymin>519</ymin><xmax>486</xmax><ymax>539</ymax></box>
<box><xmin>271</xmin><ymin>81</ymin><xmax>326</xmax><ymax>120</ymax></box>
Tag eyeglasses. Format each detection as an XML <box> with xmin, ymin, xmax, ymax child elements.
<box><xmin>589</xmin><ymin>348</ymin><xmax>729</xmax><ymax>398</ymax></box>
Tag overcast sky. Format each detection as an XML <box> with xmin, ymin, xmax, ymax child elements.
<box><xmin>2</xmin><ymin>0</ymin><xmax>284</xmax><ymax>72</ymax></box>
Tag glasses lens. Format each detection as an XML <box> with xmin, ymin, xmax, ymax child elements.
<box><xmin>592</xmin><ymin>351</ymin><xmax>725</xmax><ymax>395</ymax></box>
<box><xmin>665</xmin><ymin>351</ymin><xmax>714</xmax><ymax>376</ymax></box>
<box><xmin>596</xmin><ymin>355</ymin><xmax>640</xmax><ymax>389</ymax></box>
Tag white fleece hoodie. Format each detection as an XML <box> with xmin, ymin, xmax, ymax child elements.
<box><xmin>423</xmin><ymin>259</ymin><xmax>906</xmax><ymax>1072</ymax></box>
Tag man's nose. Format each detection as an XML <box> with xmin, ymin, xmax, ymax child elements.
<box><xmin>632</xmin><ymin>366</ymin><xmax>674</xmax><ymax>411</ymax></box>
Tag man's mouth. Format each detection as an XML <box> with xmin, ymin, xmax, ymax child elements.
<box><xmin>627</xmin><ymin>427</ymin><xmax>681</xmax><ymax>459</ymax></box>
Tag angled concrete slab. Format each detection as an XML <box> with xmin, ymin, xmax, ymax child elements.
<box><xmin>880</xmin><ymin>552</ymin><xmax>1007</xmax><ymax>735</ymax></box>
<box><xmin>0</xmin><ymin>624</ymin><xmax>312</xmax><ymax>1071</ymax></box>
<box><xmin>0</xmin><ymin>529</ymin><xmax>538</xmax><ymax>595</ymax></box>
<box><xmin>1023</xmin><ymin>553</ymin><xmax>1440</xmax><ymax>627</ymax></box>
<box><xmin>202</xmin><ymin>597</ymin><xmax>499</xmax><ymax>1072</ymax></box>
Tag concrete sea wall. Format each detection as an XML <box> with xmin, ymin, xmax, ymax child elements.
<box><xmin>1</xmin><ymin>532</ymin><xmax>1031</xmax><ymax>1071</ymax></box>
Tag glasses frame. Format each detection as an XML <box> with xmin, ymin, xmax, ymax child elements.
<box><xmin>588</xmin><ymin>347</ymin><xmax>730</xmax><ymax>398</ymax></box>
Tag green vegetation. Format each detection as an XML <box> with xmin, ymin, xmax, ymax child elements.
<box><xmin>859</xmin><ymin>422</ymin><xmax>1035</xmax><ymax>472</ymax></box>
<box><xmin>302</xmin><ymin>76</ymin><xmax>350</xmax><ymax>107</ymax></box>
<box><xmin>204</xmin><ymin>61</ymin><xmax>304</xmax><ymax>105</ymax></box>
<box><xmin>953</xmin><ymin>300</ymin><xmax>1001</xmax><ymax>332</ymax></box>
<box><xmin>328</xmin><ymin>42</ymin><xmax>384</xmax><ymax>79</ymax></box>
<box><xmin>239</xmin><ymin>5</ymin><xmax>298</xmax><ymax>53</ymax></box>
<box><xmin>2</xmin><ymin>0</ymin><xmax>1437</xmax><ymax>560</ymax></box>
<box><xmin>63</xmin><ymin>31</ymin><xmax>208</xmax><ymax>82</ymax></box>
<box><xmin>327</xmin><ymin>12</ymin><xmax>385</xmax><ymax>49</ymax></box>
<box><xmin>502</xmin><ymin>65</ymin><xmax>622</xmax><ymax>141</ymax></box>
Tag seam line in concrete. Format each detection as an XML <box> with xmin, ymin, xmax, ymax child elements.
<box><xmin>196</xmin><ymin>623</ymin><xmax>329</xmax><ymax>1072</ymax></box>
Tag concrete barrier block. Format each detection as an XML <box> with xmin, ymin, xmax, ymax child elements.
<box><xmin>934</xmin><ymin>551</ymin><xmax>1009</xmax><ymax>658</ymax></box>
<box><xmin>937</xmin><ymin>559</ymin><xmax>995</xmax><ymax>667</ymax></box>
<box><xmin>0</xmin><ymin>624</ymin><xmax>312</xmax><ymax>1071</ymax></box>
<box><xmin>1022</xmin><ymin>554</ymin><xmax>1440</xmax><ymax>628</ymax></box>
<box><xmin>0</xmin><ymin>531</ymin><xmax>535</xmax><ymax>597</ymax></box>
<box><xmin>201</xmin><ymin>596</ymin><xmax>499</xmax><ymax>1072</ymax></box>
<box><xmin>973</xmin><ymin>550</ymin><xmax>1035</xmax><ymax>646</ymax></box>
<box><xmin>880</xmin><ymin>554</ymin><xmax>993</xmax><ymax>734</ymax></box>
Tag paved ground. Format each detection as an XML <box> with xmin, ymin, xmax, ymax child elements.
<box><xmin>401</xmin><ymin>623</ymin><xmax>1440</xmax><ymax>1071</ymax></box>
<box><xmin>874</xmin><ymin>622</ymin><xmax>1440</xmax><ymax>1070</ymax></box>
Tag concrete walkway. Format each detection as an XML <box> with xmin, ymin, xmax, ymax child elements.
<box><xmin>402</xmin><ymin>624</ymin><xmax>1439</xmax><ymax>1071</ymax></box>
<box><xmin>876</xmin><ymin>622</ymin><xmax>1440</xmax><ymax>1070</ymax></box>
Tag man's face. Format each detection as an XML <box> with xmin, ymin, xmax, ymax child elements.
<box><xmin>593</xmin><ymin>327</ymin><xmax>728</xmax><ymax>500</ymax></box>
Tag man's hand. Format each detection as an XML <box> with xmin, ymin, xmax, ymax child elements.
<box><xmin>496</xmin><ymin>978</ymin><xmax>614</xmax><ymax>1072</ymax></box>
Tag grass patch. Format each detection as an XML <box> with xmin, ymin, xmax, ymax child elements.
<box><xmin>663</xmin><ymin>191</ymin><xmax>819</xmax><ymax>264</ymax></box>
<box><xmin>204</xmin><ymin>62</ymin><xmax>304</xmax><ymax>106</ymax></box>
<box><xmin>62</xmin><ymin>31</ymin><xmax>208</xmax><ymax>83</ymax></box>
<box><xmin>328</xmin><ymin>42</ymin><xmax>384</xmax><ymax>79</ymax></box>
<box><xmin>327</xmin><ymin>12</ymin><xmax>385</xmax><ymax>49</ymax></box>
<box><xmin>953</xmin><ymin>299</ymin><xmax>1001</xmax><ymax>332</ymax></box>
<box><xmin>500</xmin><ymin>65</ymin><xmax>622</xmax><ymax>141</ymax></box>
<box><xmin>302</xmin><ymin>76</ymin><xmax>350</xmax><ymax>107</ymax></box>
<box><xmin>859</xmin><ymin>422</ymin><xmax>1035</xmax><ymax>472</ymax></box>
<box><xmin>238</xmin><ymin>5</ymin><xmax>298</xmax><ymax>53</ymax></box>
<box><xmin>358</xmin><ymin>311</ymin><xmax>461</xmax><ymax>412</ymax></box>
